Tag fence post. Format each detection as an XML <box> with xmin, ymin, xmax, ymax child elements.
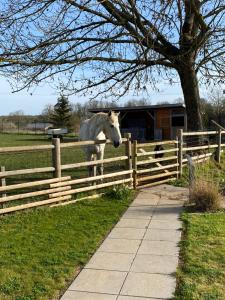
<box><xmin>216</xmin><ymin>128</ymin><xmax>222</xmax><ymax>163</ymax></box>
<box><xmin>1</xmin><ymin>166</ymin><xmax>6</xmax><ymax>208</ymax></box>
<box><xmin>52</xmin><ymin>138</ymin><xmax>61</xmax><ymax>178</ymax></box>
<box><xmin>176</xmin><ymin>137</ymin><xmax>179</xmax><ymax>179</ymax></box>
<box><xmin>93</xmin><ymin>155</ymin><xmax>97</xmax><ymax>187</ymax></box>
<box><xmin>125</xmin><ymin>133</ymin><xmax>132</xmax><ymax>184</ymax></box>
<box><xmin>133</xmin><ymin>140</ymin><xmax>137</xmax><ymax>189</ymax></box>
<box><xmin>186</xmin><ymin>155</ymin><xmax>196</xmax><ymax>189</ymax></box>
<box><xmin>178</xmin><ymin>129</ymin><xmax>183</xmax><ymax>177</ymax></box>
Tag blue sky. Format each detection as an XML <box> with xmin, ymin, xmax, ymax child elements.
<box><xmin>0</xmin><ymin>77</ymin><xmax>187</xmax><ymax>115</ymax></box>
<box><xmin>1</xmin><ymin>76</ymin><xmax>215</xmax><ymax>116</ymax></box>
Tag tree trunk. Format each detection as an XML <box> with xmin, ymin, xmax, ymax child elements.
<box><xmin>178</xmin><ymin>63</ymin><xmax>203</xmax><ymax>132</ymax></box>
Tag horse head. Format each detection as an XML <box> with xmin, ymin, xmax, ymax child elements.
<box><xmin>104</xmin><ymin>111</ymin><xmax>122</xmax><ymax>148</ymax></box>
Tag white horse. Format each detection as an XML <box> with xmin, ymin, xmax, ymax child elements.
<box><xmin>79</xmin><ymin>111</ymin><xmax>122</xmax><ymax>177</ymax></box>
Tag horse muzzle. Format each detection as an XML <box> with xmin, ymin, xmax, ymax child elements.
<box><xmin>113</xmin><ymin>141</ymin><xmax>120</xmax><ymax>148</ymax></box>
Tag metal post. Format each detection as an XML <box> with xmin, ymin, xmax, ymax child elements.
<box><xmin>52</xmin><ymin>138</ymin><xmax>61</xmax><ymax>178</ymax></box>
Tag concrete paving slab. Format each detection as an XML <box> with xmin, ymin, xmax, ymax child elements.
<box><xmin>157</xmin><ymin>191</ymin><xmax>188</xmax><ymax>199</ymax></box>
<box><xmin>130</xmin><ymin>254</ymin><xmax>178</xmax><ymax>274</ymax></box>
<box><xmin>61</xmin><ymin>291</ymin><xmax>117</xmax><ymax>300</ymax></box>
<box><xmin>138</xmin><ymin>240</ymin><xmax>179</xmax><ymax>256</ymax></box>
<box><xmin>151</xmin><ymin>214</ymin><xmax>180</xmax><ymax>221</ymax></box>
<box><xmin>132</xmin><ymin>193</ymin><xmax>160</xmax><ymax>201</ymax></box>
<box><xmin>152</xmin><ymin>206</ymin><xmax>183</xmax><ymax>220</ymax></box>
<box><xmin>118</xmin><ymin>296</ymin><xmax>159</xmax><ymax>300</ymax></box>
<box><xmin>131</xmin><ymin>198</ymin><xmax>159</xmax><ymax>206</ymax></box>
<box><xmin>68</xmin><ymin>269</ymin><xmax>127</xmax><ymax>295</ymax></box>
<box><xmin>148</xmin><ymin>184</ymin><xmax>187</xmax><ymax>193</ymax></box>
<box><xmin>144</xmin><ymin>228</ymin><xmax>181</xmax><ymax>242</ymax></box>
<box><xmin>123</xmin><ymin>206</ymin><xmax>154</xmax><ymax>219</ymax></box>
<box><xmin>85</xmin><ymin>252</ymin><xmax>135</xmax><ymax>271</ymax></box>
<box><xmin>148</xmin><ymin>219</ymin><xmax>182</xmax><ymax>230</ymax></box>
<box><xmin>116</xmin><ymin>218</ymin><xmax>149</xmax><ymax>229</ymax></box>
<box><xmin>155</xmin><ymin>205</ymin><xmax>183</xmax><ymax>214</ymax></box>
<box><xmin>108</xmin><ymin>228</ymin><xmax>146</xmax><ymax>240</ymax></box>
<box><xmin>121</xmin><ymin>272</ymin><xmax>176</xmax><ymax>299</ymax></box>
<box><xmin>98</xmin><ymin>238</ymin><xmax>141</xmax><ymax>254</ymax></box>
<box><xmin>158</xmin><ymin>198</ymin><xmax>185</xmax><ymax>206</ymax></box>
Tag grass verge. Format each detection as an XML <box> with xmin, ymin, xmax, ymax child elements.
<box><xmin>0</xmin><ymin>192</ymin><xmax>134</xmax><ymax>300</ymax></box>
<box><xmin>175</xmin><ymin>211</ymin><xmax>225</xmax><ymax>300</ymax></box>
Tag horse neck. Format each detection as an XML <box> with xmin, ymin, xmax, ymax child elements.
<box><xmin>90</xmin><ymin>114</ymin><xmax>107</xmax><ymax>139</ymax></box>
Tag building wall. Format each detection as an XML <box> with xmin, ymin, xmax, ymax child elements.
<box><xmin>120</xmin><ymin>111</ymin><xmax>154</xmax><ymax>141</ymax></box>
<box><xmin>155</xmin><ymin>109</ymin><xmax>171</xmax><ymax>140</ymax></box>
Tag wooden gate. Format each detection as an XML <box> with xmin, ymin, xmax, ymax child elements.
<box><xmin>133</xmin><ymin>140</ymin><xmax>179</xmax><ymax>189</ymax></box>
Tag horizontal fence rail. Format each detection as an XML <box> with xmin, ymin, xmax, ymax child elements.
<box><xmin>0</xmin><ymin>144</ymin><xmax>54</xmax><ymax>153</ymax></box>
<box><xmin>61</xmin><ymin>156</ymin><xmax>128</xmax><ymax>170</ymax></box>
<box><xmin>60</xmin><ymin>137</ymin><xmax>128</xmax><ymax>148</ymax></box>
<box><xmin>0</xmin><ymin>176</ymin><xmax>71</xmax><ymax>192</ymax></box>
<box><xmin>137</xmin><ymin>156</ymin><xmax>177</xmax><ymax>166</ymax></box>
<box><xmin>136</xmin><ymin>148</ymin><xmax>178</xmax><ymax>157</ymax></box>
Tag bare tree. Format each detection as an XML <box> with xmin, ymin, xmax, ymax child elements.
<box><xmin>40</xmin><ymin>104</ymin><xmax>54</xmax><ymax>122</ymax></box>
<box><xmin>0</xmin><ymin>0</ymin><xmax>224</xmax><ymax>131</ymax></box>
<box><xmin>208</xmin><ymin>89</ymin><xmax>225</xmax><ymax>125</ymax></box>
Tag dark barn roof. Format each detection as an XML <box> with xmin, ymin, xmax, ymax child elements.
<box><xmin>89</xmin><ymin>103</ymin><xmax>185</xmax><ymax>113</ymax></box>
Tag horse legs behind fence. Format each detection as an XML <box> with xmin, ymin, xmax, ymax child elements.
<box><xmin>86</xmin><ymin>152</ymin><xmax>94</xmax><ymax>177</ymax></box>
<box><xmin>97</xmin><ymin>151</ymin><xmax>104</xmax><ymax>177</ymax></box>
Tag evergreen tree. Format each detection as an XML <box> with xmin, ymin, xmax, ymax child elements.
<box><xmin>51</xmin><ymin>95</ymin><xmax>72</xmax><ymax>129</ymax></box>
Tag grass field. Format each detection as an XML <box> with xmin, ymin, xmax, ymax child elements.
<box><xmin>175</xmin><ymin>212</ymin><xmax>225</xmax><ymax>300</ymax></box>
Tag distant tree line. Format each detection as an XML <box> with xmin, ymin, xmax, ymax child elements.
<box><xmin>201</xmin><ymin>90</ymin><xmax>225</xmax><ymax>129</ymax></box>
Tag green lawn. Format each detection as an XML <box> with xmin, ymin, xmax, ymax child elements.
<box><xmin>172</xmin><ymin>151</ymin><xmax>225</xmax><ymax>299</ymax></box>
<box><xmin>0</xmin><ymin>133</ymin><xmax>51</xmax><ymax>147</ymax></box>
<box><xmin>175</xmin><ymin>212</ymin><xmax>225</xmax><ymax>300</ymax></box>
<box><xmin>0</xmin><ymin>193</ymin><xmax>134</xmax><ymax>300</ymax></box>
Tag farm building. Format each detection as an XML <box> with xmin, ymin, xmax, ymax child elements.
<box><xmin>89</xmin><ymin>103</ymin><xmax>187</xmax><ymax>141</ymax></box>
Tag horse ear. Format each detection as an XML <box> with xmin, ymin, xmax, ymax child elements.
<box><xmin>117</xmin><ymin>112</ymin><xmax>120</xmax><ymax>116</ymax></box>
<box><xmin>108</xmin><ymin>110</ymin><xmax>112</xmax><ymax>117</ymax></box>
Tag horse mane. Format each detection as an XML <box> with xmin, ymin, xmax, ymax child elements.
<box><xmin>90</xmin><ymin>112</ymin><xmax>108</xmax><ymax>121</ymax></box>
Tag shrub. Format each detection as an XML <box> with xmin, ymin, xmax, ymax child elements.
<box><xmin>106</xmin><ymin>184</ymin><xmax>133</xmax><ymax>201</ymax></box>
<box><xmin>190</xmin><ymin>179</ymin><xmax>221</xmax><ymax>211</ymax></box>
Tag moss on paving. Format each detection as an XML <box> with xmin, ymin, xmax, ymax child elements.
<box><xmin>175</xmin><ymin>212</ymin><xmax>225</xmax><ymax>300</ymax></box>
<box><xmin>0</xmin><ymin>195</ymin><xmax>133</xmax><ymax>300</ymax></box>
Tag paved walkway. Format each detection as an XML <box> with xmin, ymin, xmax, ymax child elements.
<box><xmin>61</xmin><ymin>184</ymin><xmax>188</xmax><ymax>300</ymax></box>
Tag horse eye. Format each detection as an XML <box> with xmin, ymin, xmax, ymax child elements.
<box><xmin>110</xmin><ymin>125</ymin><xmax>114</xmax><ymax>128</ymax></box>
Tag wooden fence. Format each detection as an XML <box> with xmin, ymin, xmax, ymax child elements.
<box><xmin>133</xmin><ymin>129</ymin><xmax>224</xmax><ymax>188</ymax></box>
<box><xmin>0</xmin><ymin>134</ymin><xmax>133</xmax><ymax>215</ymax></box>
<box><xmin>0</xmin><ymin>129</ymin><xmax>224</xmax><ymax>214</ymax></box>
